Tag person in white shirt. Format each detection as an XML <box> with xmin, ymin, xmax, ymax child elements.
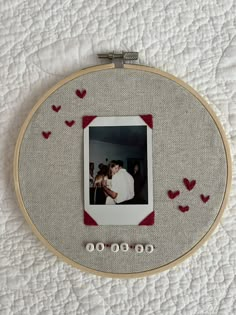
<box><xmin>103</xmin><ymin>160</ymin><xmax>134</xmax><ymax>204</ymax></box>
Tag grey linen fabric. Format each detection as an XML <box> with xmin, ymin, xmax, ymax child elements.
<box><xmin>18</xmin><ymin>68</ymin><xmax>227</xmax><ymax>274</ymax></box>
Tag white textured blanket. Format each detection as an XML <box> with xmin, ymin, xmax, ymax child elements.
<box><xmin>0</xmin><ymin>1</ymin><xmax>235</xmax><ymax>314</ymax></box>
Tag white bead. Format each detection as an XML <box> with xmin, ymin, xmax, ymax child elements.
<box><xmin>135</xmin><ymin>244</ymin><xmax>144</xmax><ymax>253</ymax></box>
<box><xmin>86</xmin><ymin>243</ymin><xmax>94</xmax><ymax>252</ymax></box>
<box><xmin>120</xmin><ymin>243</ymin><xmax>129</xmax><ymax>252</ymax></box>
<box><xmin>111</xmin><ymin>243</ymin><xmax>119</xmax><ymax>252</ymax></box>
<box><xmin>145</xmin><ymin>244</ymin><xmax>154</xmax><ymax>253</ymax></box>
<box><xmin>96</xmin><ymin>242</ymin><xmax>105</xmax><ymax>252</ymax></box>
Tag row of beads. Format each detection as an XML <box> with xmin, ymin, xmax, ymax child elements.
<box><xmin>86</xmin><ymin>243</ymin><xmax>154</xmax><ymax>253</ymax></box>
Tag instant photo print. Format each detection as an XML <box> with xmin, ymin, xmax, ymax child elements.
<box><xmin>83</xmin><ymin>115</ymin><xmax>153</xmax><ymax>225</ymax></box>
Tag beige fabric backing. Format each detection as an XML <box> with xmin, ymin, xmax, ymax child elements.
<box><xmin>18</xmin><ymin>68</ymin><xmax>227</xmax><ymax>274</ymax></box>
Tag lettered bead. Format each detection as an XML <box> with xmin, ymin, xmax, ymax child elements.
<box><xmin>145</xmin><ymin>244</ymin><xmax>154</xmax><ymax>253</ymax></box>
<box><xmin>135</xmin><ymin>244</ymin><xmax>144</xmax><ymax>253</ymax></box>
<box><xmin>111</xmin><ymin>243</ymin><xmax>119</xmax><ymax>252</ymax></box>
<box><xmin>86</xmin><ymin>243</ymin><xmax>94</xmax><ymax>252</ymax></box>
<box><xmin>120</xmin><ymin>243</ymin><xmax>129</xmax><ymax>252</ymax></box>
<box><xmin>96</xmin><ymin>242</ymin><xmax>105</xmax><ymax>252</ymax></box>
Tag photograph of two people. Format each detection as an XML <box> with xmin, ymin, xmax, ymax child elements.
<box><xmin>89</xmin><ymin>125</ymin><xmax>148</xmax><ymax>206</ymax></box>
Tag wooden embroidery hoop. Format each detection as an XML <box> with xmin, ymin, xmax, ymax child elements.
<box><xmin>13</xmin><ymin>60</ymin><xmax>232</xmax><ymax>279</ymax></box>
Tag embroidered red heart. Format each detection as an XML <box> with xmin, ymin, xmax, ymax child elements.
<box><xmin>168</xmin><ymin>190</ymin><xmax>180</xmax><ymax>199</ymax></box>
<box><xmin>183</xmin><ymin>178</ymin><xmax>196</xmax><ymax>191</ymax></box>
<box><xmin>75</xmin><ymin>89</ymin><xmax>86</xmax><ymax>98</ymax></box>
<box><xmin>178</xmin><ymin>205</ymin><xmax>189</xmax><ymax>213</ymax></box>
<box><xmin>42</xmin><ymin>131</ymin><xmax>51</xmax><ymax>139</ymax></box>
<box><xmin>65</xmin><ymin>120</ymin><xmax>75</xmax><ymax>127</ymax></box>
<box><xmin>200</xmin><ymin>194</ymin><xmax>210</xmax><ymax>203</ymax></box>
<box><xmin>52</xmin><ymin>105</ymin><xmax>61</xmax><ymax>112</ymax></box>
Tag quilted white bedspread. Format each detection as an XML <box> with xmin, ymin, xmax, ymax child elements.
<box><xmin>1</xmin><ymin>1</ymin><xmax>236</xmax><ymax>314</ymax></box>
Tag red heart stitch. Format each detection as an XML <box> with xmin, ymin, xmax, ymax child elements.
<box><xmin>42</xmin><ymin>131</ymin><xmax>51</xmax><ymax>139</ymax></box>
<box><xmin>200</xmin><ymin>194</ymin><xmax>210</xmax><ymax>203</ymax></box>
<box><xmin>52</xmin><ymin>105</ymin><xmax>61</xmax><ymax>112</ymax></box>
<box><xmin>75</xmin><ymin>89</ymin><xmax>86</xmax><ymax>98</ymax></box>
<box><xmin>168</xmin><ymin>190</ymin><xmax>180</xmax><ymax>199</ymax></box>
<box><xmin>178</xmin><ymin>205</ymin><xmax>189</xmax><ymax>213</ymax></box>
<box><xmin>65</xmin><ymin>120</ymin><xmax>75</xmax><ymax>127</ymax></box>
<box><xmin>183</xmin><ymin>178</ymin><xmax>196</xmax><ymax>191</ymax></box>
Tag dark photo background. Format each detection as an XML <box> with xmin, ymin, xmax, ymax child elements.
<box><xmin>89</xmin><ymin>125</ymin><xmax>148</xmax><ymax>204</ymax></box>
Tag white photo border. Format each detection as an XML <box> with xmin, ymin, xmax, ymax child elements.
<box><xmin>84</xmin><ymin>116</ymin><xmax>153</xmax><ymax>225</ymax></box>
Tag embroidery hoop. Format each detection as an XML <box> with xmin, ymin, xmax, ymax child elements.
<box><xmin>13</xmin><ymin>55</ymin><xmax>232</xmax><ymax>278</ymax></box>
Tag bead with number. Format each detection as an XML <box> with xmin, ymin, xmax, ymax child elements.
<box><xmin>111</xmin><ymin>243</ymin><xmax>119</xmax><ymax>252</ymax></box>
<box><xmin>120</xmin><ymin>243</ymin><xmax>129</xmax><ymax>252</ymax></box>
<box><xmin>86</xmin><ymin>243</ymin><xmax>94</xmax><ymax>252</ymax></box>
<box><xmin>96</xmin><ymin>242</ymin><xmax>105</xmax><ymax>252</ymax></box>
<box><xmin>145</xmin><ymin>244</ymin><xmax>154</xmax><ymax>253</ymax></box>
<box><xmin>135</xmin><ymin>244</ymin><xmax>144</xmax><ymax>253</ymax></box>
